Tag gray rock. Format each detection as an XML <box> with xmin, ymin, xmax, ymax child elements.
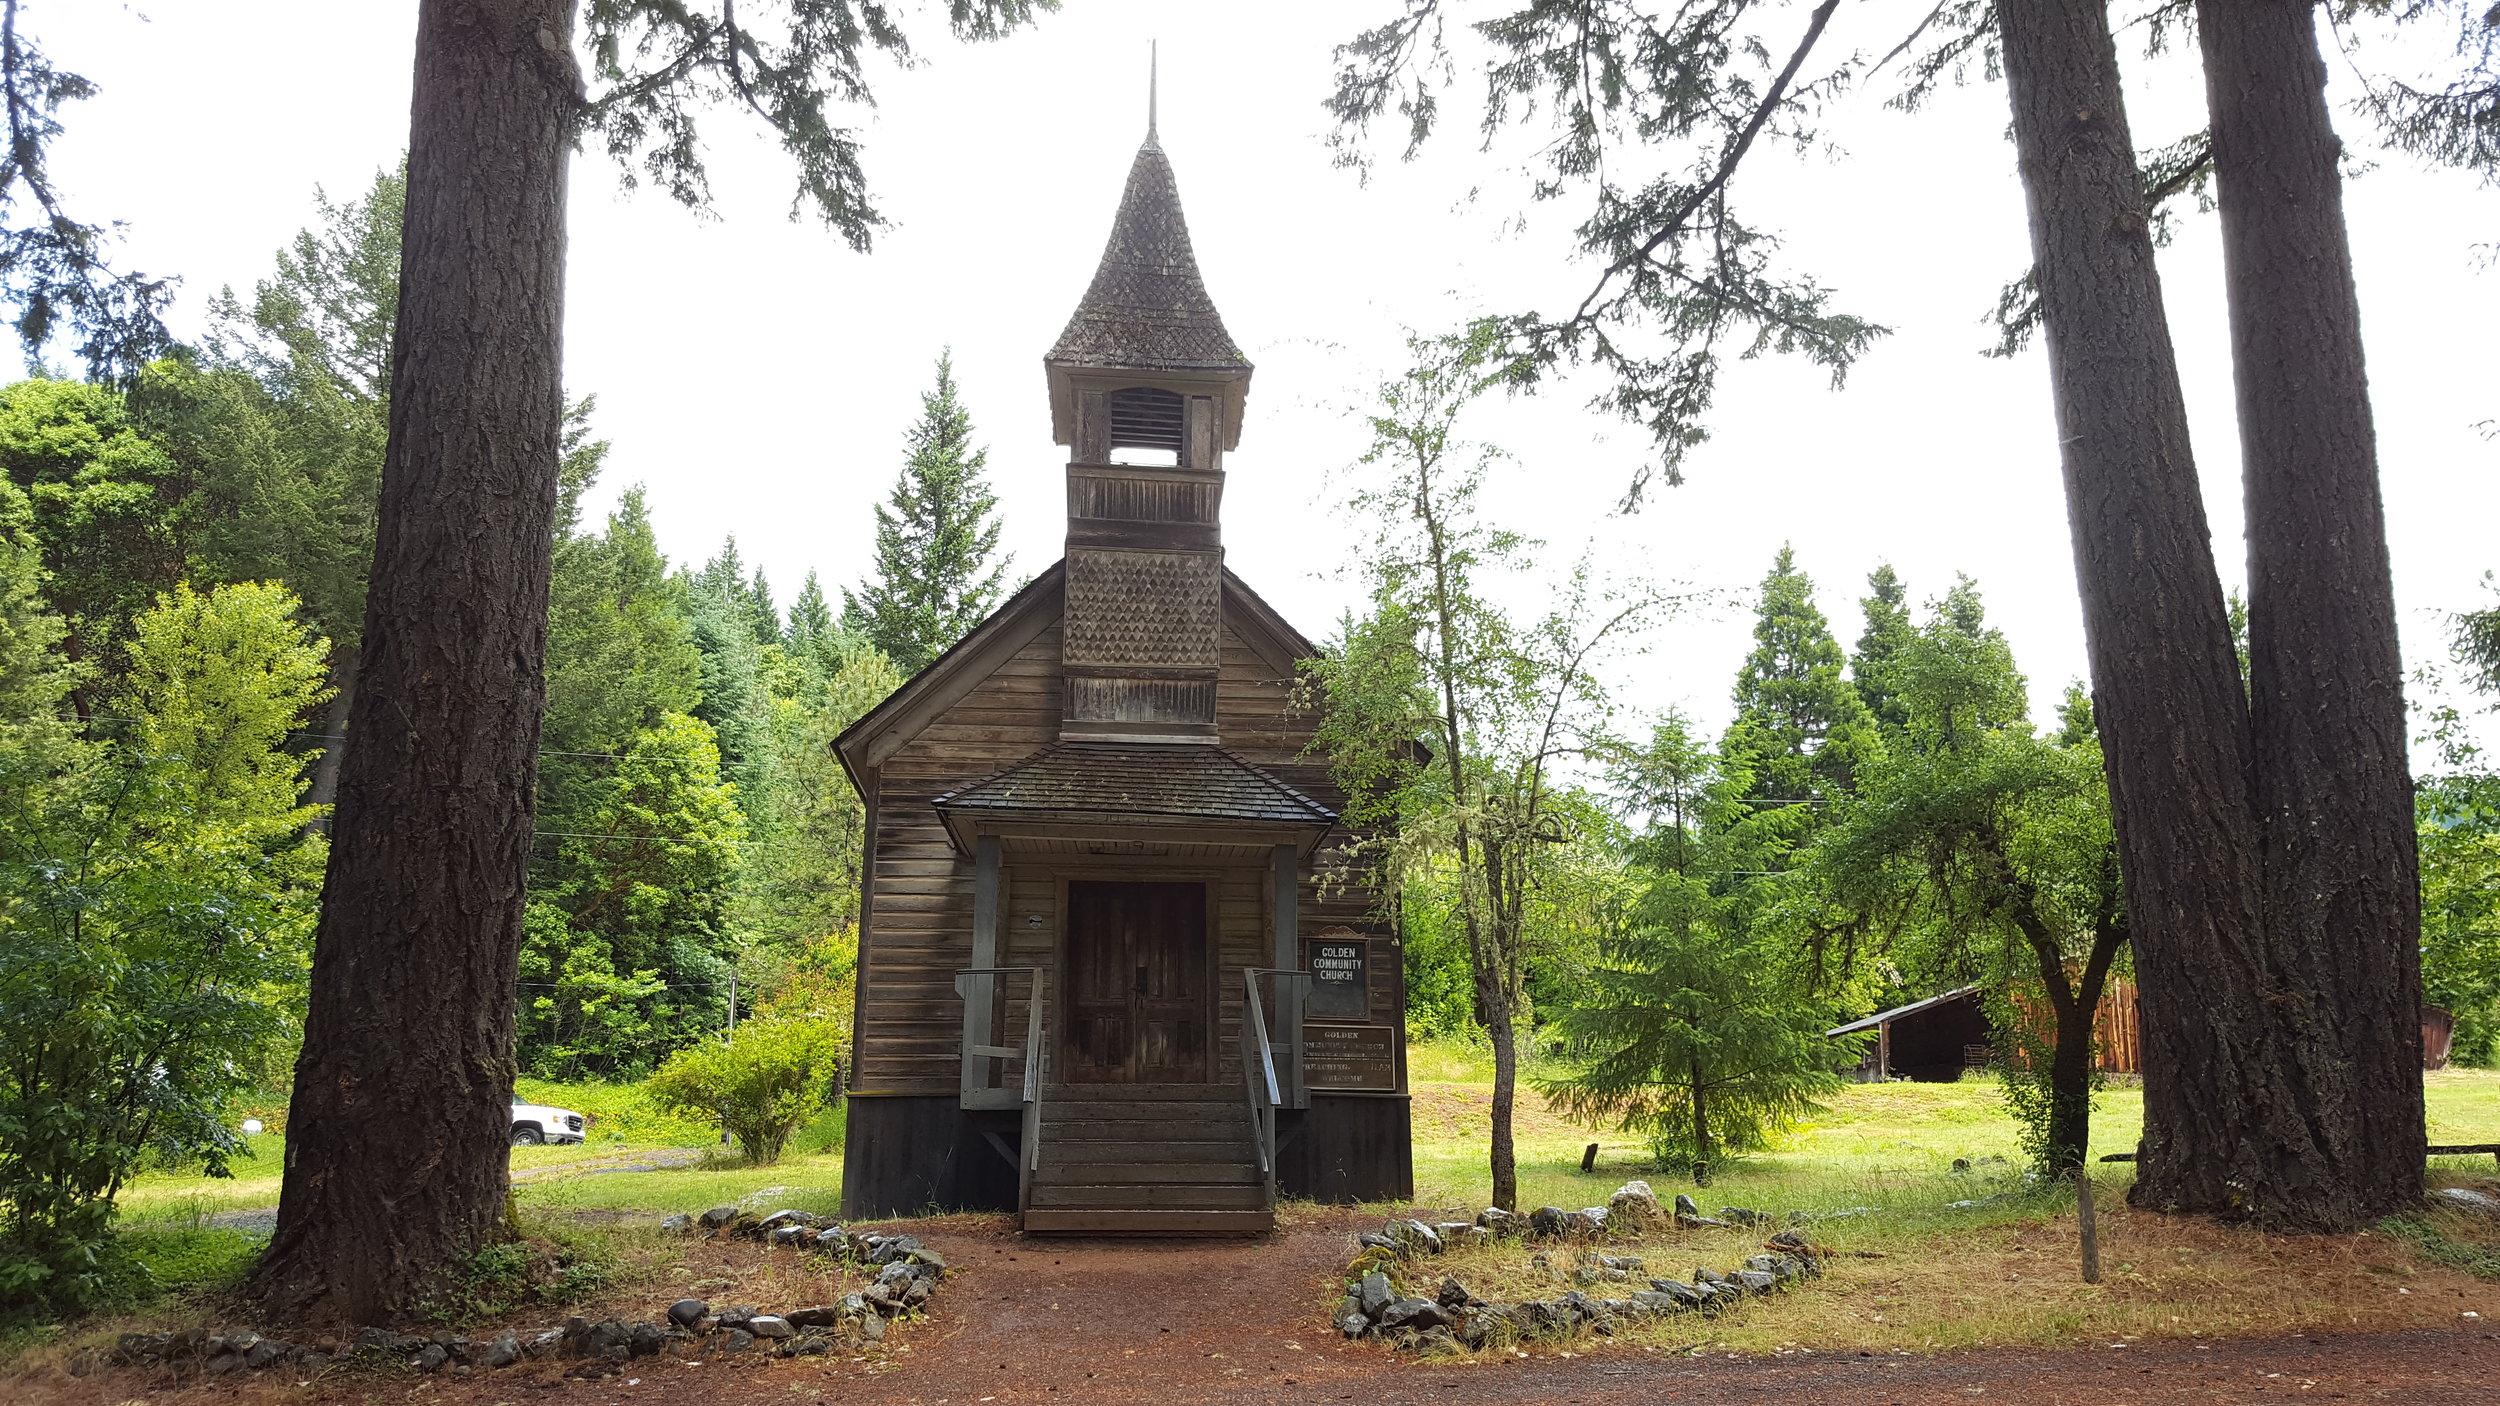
<box><xmin>667</xmin><ymin>1298</ymin><xmax>709</xmax><ymax>1329</ymax></box>
<box><xmin>629</xmin><ymin>1322</ymin><xmax>666</xmax><ymax>1357</ymax></box>
<box><xmin>479</xmin><ymin>1332</ymin><xmax>521</xmax><ymax>1369</ymax></box>
<box><xmin>835</xmin><ymin>1292</ymin><xmax>870</xmax><ymax>1320</ymax></box>
<box><xmin>413</xmin><ymin>1344</ymin><xmax>449</xmax><ymax>1373</ymax></box>
<box><xmin>769</xmin><ymin>1224</ymin><xmax>811</xmax><ymax>1247</ymax></box>
<box><xmin>1607</xmin><ymin>1179</ymin><xmax>1665</xmax><ymax>1230</ymax></box>
<box><xmin>300</xmin><ymin>1352</ymin><xmax>330</xmax><ymax>1371</ymax></box>
<box><xmin>1729</xmin><ymin>1269</ymin><xmax>1779</xmax><ymax>1294</ymax></box>
<box><xmin>1594</xmin><ymin>1253</ymin><xmax>1645</xmax><ymax>1272</ymax></box>
<box><xmin>1358</xmin><ymin>1270</ymin><xmax>1395</xmax><ymax>1317</ymax></box>
<box><xmin>2433</xmin><ymin>1187</ymin><xmax>2500</xmax><ymax>1215</ymax></box>
<box><xmin>785</xmin><ymin>1305</ymin><xmax>840</xmax><ymax>1328</ymax></box>
<box><xmin>1529</xmin><ymin>1205</ymin><xmax>1570</xmax><ymax>1238</ymax></box>
<box><xmin>714</xmin><ymin>1305</ymin><xmax>757</xmax><ymax>1328</ymax></box>
<box><xmin>1476</xmin><ymin>1206</ymin><xmax>1523</xmax><ymax>1236</ymax></box>
<box><xmin>244</xmin><ymin>1340</ymin><xmax>288</xmax><ymax>1370</ymax></box>
<box><xmin>1356</xmin><ymin>1231</ymin><xmax>1397</xmax><ymax>1251</ymax></box>
<box><xmin>1335</xmin><ymin>1308</ymin><xmax>1371</xmax><ymax>1339</ymax></box>
<box><xmin>755</xmin><ymin>1209</ymin><xmax>816</xmax><ymax>1232</ymax></box>
<box><xmin>204</xmin><ymin>1353</ymin><xmax>244</xmax><ymax>1375</ymax></box>
<box><xmin>1579</xmin><ymin>1205</ymin><xmax>1612</xmax><ymax>1233</ymax></box>
<box><xmin>698</xmin><ymin>1205</ymin><xmax>740</xmax><ymax>1229</ymax></box>
<box><xmin>1506</xmin><ymin>1300</ymin><xmax>1569</xmax><ymax>1336</ymax></box>
<box><xmin>1436</xmin><ymin>1276</ymin><xmax>1476</xmax><ymax>1308</ymax></box>
<box><xmin>527</xmin><ymin>1329</ymin><xmax>566</xmax><ymax>1359</ymax></box>
<box><xmin>1410</xmin><ymin>1324</ymin><xmax>1459</xmax><ymax>1355</ymax></box>
<box><xmin>1435</xmin><ymin>1221</ymin><xmax>1476</xmax><ymax>1245</ymax></box>
<box><xmin>782</xmin><ymin>1335</ymin><xmax>830</xmax><ymax>1357</ymax></box>
<box><xmin>902</xmin><ymin>1277</ymin><xmax>934</xmax><ymax>1306</ymax></box>
<box><xmin>876</xmin><ymin>1259</ymin><xmax>929</xmax><ymax>1288</ymax></box>
<box><xmin>857</xmin><ymin>1315</ymin><xmax>886</xmax><ymax>1344</ymax></box>
<box><xmin>1630</xmin><ymin>1289</ymin><xmax>1684</xmax><ymax>1315</ymax></box>
<box><xmin>1721</xmin><ymin>1206</ymin><xmax>1769</xmax><ymax>1226</ymax></box>
<box><xmin>1451</xmin><ymin>1307</ymin><xmax>1493</xmax><ymax>1348</ymax></box>
<box><xmin>1391</xmin><ymin>1218</ymin><xmax>1443</xmax><ymax>1255</ymax></box>
<box><xmin>813</xmin><ymin>1226</ymin><xmax>852</xmax><ymax>1255</ymax></box>
<box><xmin>660</xmin><ymin>1212</ymin><xmax>693</xmax><ymax>1234</ymax></box>
<box><xmin>747</xmin><ymin>1316</ymin><xmax>793</xmax><ymax>1340</ymax></box>
<box><xmin>1677</xmin><ymin>1212</ymin><xmax>1733</xmax><ymax>1228</ymax></box>
<box><xmin>1673</xmin><ymin>1192</ymin><xmax>1700</xmax><ymax>1216</ymax></box>
<box><xmin>1378</xmin><ymin>1297</ymin><xmax>1448</xmax><ymax>1330</ymax></box>
<box><xmin>1649</xmin><ymin>1277</ymin><xmax>1705</xmax><ymax>1306</ymax></box>
<box><xmin>721</xmin><ymin>1329</ymin><xmax>755</xmax><ymax>1354</ymax></box>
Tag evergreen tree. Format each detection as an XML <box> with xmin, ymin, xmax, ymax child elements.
<box><xmin>842</xmin><ymin>353</ymin><xmax>1009</xmax><ymax>674</ymax></box>
<box><xmin>786</xmin><ymin>570</ymin><xmax>835</xmax><ymax>658</ymax></box>
<box><xmin>1851</xmin><ymin>563</ymin><xmax>1915</xmax><ymax>733</ymax></box>
<box><xmin>1719</xmin><ymin>547</ymin><xmax>1877</xmax><ymax>867</ymax></box>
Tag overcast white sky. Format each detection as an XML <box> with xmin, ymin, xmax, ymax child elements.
<box><xmin>43</xmin><ymin>1</ymin><xmax>2500</xmax><ymax>754</ymax></box>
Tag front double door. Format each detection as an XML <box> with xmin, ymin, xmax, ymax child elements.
<box><xmin>1062</xmin><ymin>880</ymin><xmax>1209</xmax><ymax>1084</ymax></box>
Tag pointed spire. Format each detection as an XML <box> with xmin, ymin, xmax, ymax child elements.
<box><xmin>1148</xmin><ymin>40</ymin><xmax>1159</xmax><ymax>145</ymax></box>
<box><xmin>1045</xmin><ymin>123</ymin><xmax>1248</xmax><ymax>374</ymax></box>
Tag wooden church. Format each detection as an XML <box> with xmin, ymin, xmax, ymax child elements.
<box><xmin>834</xmin><ymin>118</ymin><xmax>1413</xmax><ymax>1232</ymax></box>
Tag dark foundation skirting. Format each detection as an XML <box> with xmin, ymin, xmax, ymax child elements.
<box><xmin>840</xmin><ymin>1095</ymin><xmax>1021</xmax><ymax>1220</ymax></box>
<box><xmin>1278</xmin><ymin>1094</ymin><xmax>1413</xmax><ymax>1204</ymax></box>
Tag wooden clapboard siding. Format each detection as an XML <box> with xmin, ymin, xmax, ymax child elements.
<box><xmin>854</xmin><ymin>623</ymin><xmax>1065</xmax><ymax>1094</ymax></box>
<box><xmin>852</xmin><ymin>603</ymin><xmax>1400</xmax><ymax>1097</ymax></box>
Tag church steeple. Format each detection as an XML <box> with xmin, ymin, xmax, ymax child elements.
<box><xmin>1046</xmin><ymin>121</ymin><xmax>1249</xmax><ymax>745</ymax></box>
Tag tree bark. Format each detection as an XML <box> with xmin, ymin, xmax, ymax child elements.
<box><xmin>1690</xmin><ymin>1055</ymin><xmax>1712</xmax><ymax>1186</ymax></box>
<box><xmin>256</xmin><ymin>0</ymin><xmax>575</xmax><ymax>1323</ymax></box>
<box><xmin>2196</xmin><ymin>0</ymin><xmax>2425</xmax><ymax>1227</ymax></box>
<box><xmin>1994</xmin><ymin>0</ymin><xmax>2292</xmax><ymax>1215</ymax></box>
<box><xmin>304</xmin><ymin>654</ymin><xmax>356</xmax><ymax>830</ymax></box>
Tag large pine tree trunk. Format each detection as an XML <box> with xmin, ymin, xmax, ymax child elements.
<box><xmin>2196</xmin><ymin>0</ymin><xmax>2425</xmax><ymax>1227</ymax></box>
<box><xmin>256</xmin><ymin>0</ymin><xmax>575</xmax><ymax>1323</ymax></box>
<box><xmin>1993</xmin><ymin>0</ymin><xmax>2290</xmax><ymax>1215</ymax></box>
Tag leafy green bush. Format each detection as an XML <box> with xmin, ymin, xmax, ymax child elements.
<box><xmin>511</xmin><ymin>1077</ymin><xmax>717</xmax><ymax>1146</ymax></box>
<box><xmin>645</xmin><ymin>1018</ymin><xmax>843</xmax><ymax>1165</ymax></box>
<box><xmin>0</xmin><ymin>573</ymin><xmax>329</xmax><ymax>1315</ymax></box>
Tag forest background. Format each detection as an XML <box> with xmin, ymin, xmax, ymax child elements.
<box><xmin>1</xmin><ymin>0</ymin><xmax>2496</xmax><ymax>1320</ymax></box>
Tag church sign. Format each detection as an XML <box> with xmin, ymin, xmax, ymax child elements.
<box><xmin>1307</xmin><ymin>1024</ymin><xmax>1397</xmax><ymax>1091</ymax></box>
<box><xmin>1306</xmin><ymin>935</ymin><xmax>1370</xmax><ymax>1020</ymax></box>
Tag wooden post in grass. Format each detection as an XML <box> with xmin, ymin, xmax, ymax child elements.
<box><xmin>1582</xmin><ymin>1142</ymin><xmax>1599</xmax><ymax>1173</ymax></box>
<box><xmin>2076</xmin><ymin>1168</ymin><xmax>2102</xmax><ymax>1284</ymax></box>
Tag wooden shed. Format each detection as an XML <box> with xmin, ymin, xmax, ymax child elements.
<box><xmin>832</xmin><ymin>124</ymin><xmax>1412</xmax><ymax>1232</ymax></box>
<box><xmin>1831</xmin><ymin>979</ymin><xmax>2143</xmax><ymax>1082</ymax></box>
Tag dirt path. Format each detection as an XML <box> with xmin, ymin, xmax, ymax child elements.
<box><xmin>29</xmin><ymin>1217</ymin><xmax>2500</xmax><ymax>1405</ymax></box>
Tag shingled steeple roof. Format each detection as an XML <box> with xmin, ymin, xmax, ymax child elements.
<box><xmin>1046</xmin><ymin>135</ymin><xmax>1250</xmax><ymax>374</ymax></box>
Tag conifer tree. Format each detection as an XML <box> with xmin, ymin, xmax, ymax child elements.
<box><xmin>1851</xmin><ymin>564</ymin><xmax>1915</xmax><ymax>733</ymax></box>
<box><xmin>786</xmin><ymin>571</ymin><xmax>835</xmax><ymax>657</ymax></box>
<box><xmin>1720</xmin><ymin>547</ymin><xmax>1877</xmax><ymax>844</ymax></box>
<box><xmin>842</xmin><ymin>353</ymin><xmax>1008</xmax><ymax>674</ymax></box>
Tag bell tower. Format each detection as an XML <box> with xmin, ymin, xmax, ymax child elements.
<box><xmin>1044</xmin><ymin>112</ymin><xmax>1251</xmax><ymax>745</ymax></box>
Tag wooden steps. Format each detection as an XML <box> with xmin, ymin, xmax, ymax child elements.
<box><xmin>1023</xmin><ymin>1083</ymin><xmax>1272</xmax><ymax>1234</ymax></box>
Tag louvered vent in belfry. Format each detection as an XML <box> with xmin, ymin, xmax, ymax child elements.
<box><xmin>1106</xmin><ymin>386</ymin><xmax>1185</xmax><ymax>456</ymax></box>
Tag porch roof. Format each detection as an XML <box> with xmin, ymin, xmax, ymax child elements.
<box><xmin>932</xmin><ymin>742</ymin><xmax>1337</xmax><ymax>828</ymax></box>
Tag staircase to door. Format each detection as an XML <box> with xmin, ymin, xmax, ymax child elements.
<box><xmin>1022</xmin><ymin>1084</ymin><xmax>1272</xmax><ymax>1234</ymax></box>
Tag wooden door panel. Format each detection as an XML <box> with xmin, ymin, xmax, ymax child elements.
<box><xmin>1063</xmin><ymin>880</ymin><xmax>1208</xmax><ymax>1084</ymax></box>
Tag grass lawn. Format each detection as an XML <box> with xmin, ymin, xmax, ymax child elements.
<box><xmin>1376</xmin><ymin>1043</ymin><xmax>2500</xmax><ymax>1352</ymax></box>
<box><xmin>79</xmin><ymin>1050</ymin><xmax>2500</xmax><ymax>1358</ymax></box>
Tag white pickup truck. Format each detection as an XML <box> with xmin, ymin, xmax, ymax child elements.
<box><xmin>510</xmin><ymin>1094</ymin><xmax>587</xmax><ymax>1146</ymax></box>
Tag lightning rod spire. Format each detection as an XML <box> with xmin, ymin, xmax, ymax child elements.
<box><xmin>1148</xmin><ymin>40</ymin><xmax>1159</xmax><ymax>142</ymax></box>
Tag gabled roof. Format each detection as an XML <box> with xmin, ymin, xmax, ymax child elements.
<box><xmin>933</xmin><ymin>742</ymin><xmax>1336</xmax><ymax>827</ymax></box>
<box><xmin>1046</xmin><ymin>137</ymin><xmax>1249</xmax><ymax>375</ymax></box>
<box><xmin>830</xmin><ymin>562</ymin><xmax>1323</xmax><ymax>778</ymax></box>
<box><xmin>1826</xmin><ymin>985</ymin><xmax>1983</xmax><ymax>1038</ymax></box>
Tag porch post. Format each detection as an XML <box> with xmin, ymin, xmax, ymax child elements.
<box><xmin>1272</xmin><ymin>842</ymin><xmax>1304</xmax><ymax>1106</ymax></box>
<box><xmin>960</xmin><ymin>833</ymin><xmax>1002</xmax><ymax>1101</ymax></box>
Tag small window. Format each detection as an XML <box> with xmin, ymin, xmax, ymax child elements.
<box><xmin>1106</xmin><ymin>387</ymin><xmax>1184</xmax><ymax>466</ymax></box>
